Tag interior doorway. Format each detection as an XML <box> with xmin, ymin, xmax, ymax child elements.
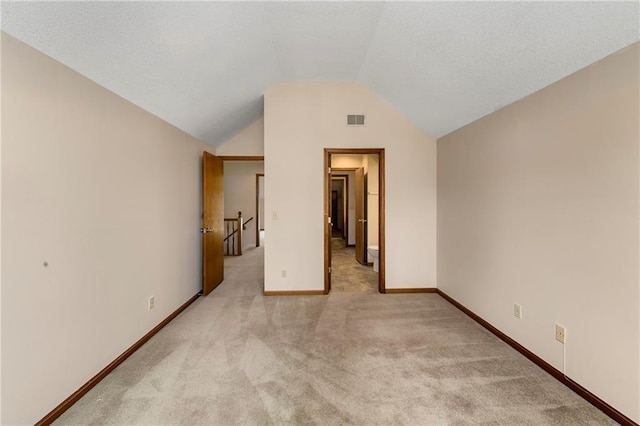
<box><xmin>222</xmin><ymin>159</ymin><xmax>264</xmax><ymax>254</ymax></box>
<box><xmin>324</xmin><ymin>149</ymin><xmax>385</xmax><ymax>294</ymax></box>
<box><xmin>220</xmin><ymin>156</ymin><xmax>265</xmax><ymax>292</ymax></box>
<box><xmin>331</xmin><ymin>177</ymin><xmax>347</xmax><ymax>239</ymax></box>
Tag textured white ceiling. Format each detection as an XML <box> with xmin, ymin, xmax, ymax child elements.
<box><xmin>2</xmin><ymin>2</ymin><xmax>638</xmax><ymax>145</ymax></box>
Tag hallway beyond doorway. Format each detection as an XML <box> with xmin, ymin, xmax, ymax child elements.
<box><xmin>330</xmin><ymin>238</ymin><xmax>377</xmax><ymax>293</ymax></box>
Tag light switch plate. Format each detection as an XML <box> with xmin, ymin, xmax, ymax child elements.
<box><xmin>555</xmin><ymin>324</ymin><xmax>566</xmax><ymax>344</ymax></box>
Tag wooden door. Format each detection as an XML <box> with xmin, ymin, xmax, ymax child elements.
<box><xmin>324</xmin><ymin>154</ymin><xmax>332</xmax><ymax>293</ymax></box>
<box><xmin>331</xmin><ymin>189</ymin><xmax>339</xmax><ymax>232</ymax></box>
<box><xmin>342</xmin><ymin>179</ymin><xmax>348</xmax><ymax>240</ymax></box>
<box><xmin>328</xmin><ymin>181</ymin><xmax>333</xmax><ymax>292</ymax></box>
<box><xmin>355</xmin><ymin>167</ymin><xmax>367</xmax><ymax>265</ymax></box>
<box><xmin>202</xmin><ymin>152</ymin><xmax>224</xmax><ymax>296</ymax></box>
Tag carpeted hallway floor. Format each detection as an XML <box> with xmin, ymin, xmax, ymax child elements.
<box><xmin>330</xmin><ymin>238</ymin><xmax>378</xmax><ymax>293</ymax></box>
<box><xmin>55</xmin><ymin>245</ymin><xmax>614</xmax><ymax>425</ymax></box>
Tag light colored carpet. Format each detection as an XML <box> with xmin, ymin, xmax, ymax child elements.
<box><xmin>55</xmin><ymin>246</ymin><xmax>614</xmax><ymax>425</ymax></box>
<box><xmin>330</xmin><ymin>238</ymin><xmax>378</xmax><ymax>293</ymax></box>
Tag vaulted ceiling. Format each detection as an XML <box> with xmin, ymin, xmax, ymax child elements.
<box><xmin>2</xmin><ymin>2</ymin><xmax>638</xmax><ymax>146</ymax></box>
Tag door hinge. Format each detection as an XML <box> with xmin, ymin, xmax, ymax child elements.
<box><xmin>328</xmin><ymin>216</ymin><xmax>331</xmax><ymax>224</ymax></box>
<box><xmin>328</xmin><ymin>267</ymin><xmax>332</xmax><ymax>273</ymax></box>
<box><xmin>328</xmin><ymin>167</ymin><xmax>331</xmax><ymax>174</ymax></box>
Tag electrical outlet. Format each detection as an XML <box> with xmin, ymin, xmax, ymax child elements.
<box><xmin>513</xmin><ymin>303</ymin><xmax>522</xmax><ymax>319</ymax></box>
<box><xmin>273</xmin><ymin>211</ymin><xmax>279</xmax><ymax>220</ymax></box>
<box><xmin>281</xmin><ymin>270</ymin><xmax>287</xmax><ymax>278</ymax></box>
<box><xmin>555</xmin><ymin>324</ymin><xmax>566</xmax><ymax>344</ymax></box>
<box><xmin>148</xmin><ymin>296</ymin><xmax>155</xmax><ymax>310</ymax></box>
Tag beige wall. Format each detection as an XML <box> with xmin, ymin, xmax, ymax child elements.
<box><xmin>258</xmin><ymin>176</ymin><xmax>265</xmax><ymax>230</ymax></box>
<box><xmin>367</xmin><ymin>154</ymin><xmax>379</xmax><ymax>247</ymax></box>
<box><xmin>0</xmin><ymin>32</ymin><xmax>4</xmax><ymax>424</ymax></box>
<box><xmin>437</xmin><ymin>43</ymin><xmax>639</xmax><ymax>422</ymax></box>
<box><xmin>1</xmin><ymin>33</ymin><xmax>211</xmax><ymax>424</ymax></box>
<box><xmin>331</xmin><ymin>154</ymin><xmax>363</xmax><ymax>169</ymax></box>
<box><xmin>216</xmin><ymin>117</ymin><xmax>264</xmax><ymax>156</ymax></box>
<box><xmin>223</xmin><ymin>161</ymin><xmax>264</xmax><ymax>250</ymax></box>
<box><xmin>264</xmin><ymin>82</ymin><xmax>437</xmax><ymax>291</ymax></box>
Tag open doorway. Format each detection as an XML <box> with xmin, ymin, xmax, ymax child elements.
<box><xmin>222</xmin><ymin>159</ymin><xmax>264</xmax><ymax>255</ymax></box>
<box><xmin>324</xmin><ymin>149</ymin><xmax>385</xmax><ymax>294</ymax></box>
<box><xmin>331</xmin><ymin>176</ymin><xmax>347</xmax><ymax>239</ymax></box>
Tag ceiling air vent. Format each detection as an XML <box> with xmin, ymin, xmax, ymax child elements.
<box><xmin>347</xmin><ymin>114</ymin><xmax>365</xmax><ymax>126</ymax></box>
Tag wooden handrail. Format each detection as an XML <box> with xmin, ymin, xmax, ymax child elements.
<box><xmin>224</xmin><ymin>217</ymin><xmax>254</xmax><ymax>242</ymax></box>
<box><xmin>223</xmin><ymin>212</ymin><xmax>244</xmax><ymax>256</ymax></box>
<box><xmin>242</xmin><ymin>217</ymin><xmax>253</xmax><ymax>230</ymax></box>
<box><xmin>223</xmin><ymin>231</ymin><xmax>235</xmax><ymax>242</ymax></box>
<box><xmin>223</xmin><ymin>212</ymin><xmax>256</xmax><ymax>255</ymax></box>
<box><xmin>223</xmin><ymin>229</ymin><xmax>238</xmax><ymax>243</ymax></box>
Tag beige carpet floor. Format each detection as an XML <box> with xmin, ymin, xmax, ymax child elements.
<box><xmin>330</xmin><ymin>238</ymin><xmax>378</xmax><ymax>293</ymax></box>
<box><xmin>55</xmin><ymin>245</ymin><xmax>614</xmax><ymax>425</ymax></box>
